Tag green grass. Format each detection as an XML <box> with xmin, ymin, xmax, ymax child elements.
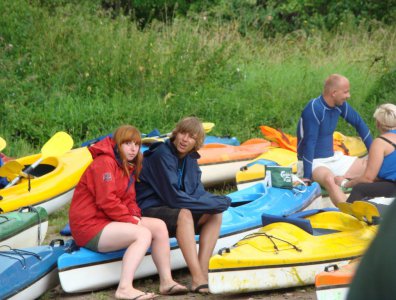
<box><xmin>1</xmin><ymin>2</ymin><xmax>395</xmax><ymax>299</ymax></box>
<box><xmin>1</xmin><ymin>0</ymin><xmax>396</xmax><ymax>158</ymax></box>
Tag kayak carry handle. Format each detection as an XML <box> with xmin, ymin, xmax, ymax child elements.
<box><xmin>18</xmin><ymin>205</ymin><xmax>37</xmax><ymax>213</ymax></box>
<box><xmin>324</xmin><ymin>264</ymin><xmax>339</xmax><ymax>272</ymax></box>
<box><xmin>217</xmin><ymin>247</ymin><xmax>230</xmax><ymax>255</ymax></box>
<box><xmin>50</xmin><ymin>239</ymin><xmax>65</xmax><ymax>247</ymax></box>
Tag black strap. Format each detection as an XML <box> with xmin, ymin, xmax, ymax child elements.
<box><xmin>379</xmin><ymin>136</ymin><xmax>396</xmax><ymax>149</ymax></box>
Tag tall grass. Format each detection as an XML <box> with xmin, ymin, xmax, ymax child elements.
<box><xmin>1</xmin><ymin>2</ymin><xmax>394</xmax><ymax>298</ymax></box>
<box><xmin>1</xmin><ymin>0</ymin><xmax>395</xmax><ymax>157</ymax></box>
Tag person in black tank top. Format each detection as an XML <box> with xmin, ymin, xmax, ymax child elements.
<box><xmin>335</xmin><ymin>103</ymin><xmax>396</xmax><ymax>202</ymax></box>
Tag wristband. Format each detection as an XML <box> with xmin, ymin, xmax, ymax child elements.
<box><xmin>340</xmin><ymin>179</ymin><xmax>349</xmax><ymax>188</ymax></box>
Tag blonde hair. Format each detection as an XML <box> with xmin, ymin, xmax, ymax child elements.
<box><xmin>170</xmin><ymin>116</ymin><xmax>205</xmax><ymax>151</ymax></box>
<box><xmin>374</xmin><ymin>103</ymin><xmax>396</xmax><ymax>132</ymax></box>
<box><xmin>113</xmin><ymin>125</ymin><xmax>143</xmax><ymax>177</ymax></box>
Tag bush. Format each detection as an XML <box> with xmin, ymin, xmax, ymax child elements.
<box><xmin>98</xmin><ymin>0</ymin><xmax>396</xmax><ymax>36</ymax></box>
<box><xmin>365</xmin><ymin>69</ymin><xmax>396</xmax><ymax>108</ymax></box>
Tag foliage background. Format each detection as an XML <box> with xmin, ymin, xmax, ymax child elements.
<box><xmin>0</xmin><ymin>0</ymin><xmax>395</xmax><ymax>156</ymax></box>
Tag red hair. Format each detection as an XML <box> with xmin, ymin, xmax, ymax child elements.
<box><xmin>113</xmin><ymin>125</ymin><xmax>142</xmax><ymax>177</ymax></box>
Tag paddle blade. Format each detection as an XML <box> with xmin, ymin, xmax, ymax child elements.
<box><xmin>0</xmin><ymin>136</ymin><xmax>6</xmax><ymax>152</ymax></box>
<box><xmin>0</xmin><ymin>161</ymin><xmax>25</xmax><ymax>181</ymax></box>
<box><xmin>41</xmin><ymin>132</ymin><xmax>74</xmax><ymax>158</ymax></box>
<box><xmin>203</xmin><ymin>122</ymin><xmax>215</xmax><ymax>133</ymax></box>
<box><xmin>337</xmin><ymin>201</ymin><xmax>380</xmax><ymax>224</ymax></box>
<box><xmin>351</xmin><ymin>201</ymin><xmax>380</xmax><ymax>224</ymax></box>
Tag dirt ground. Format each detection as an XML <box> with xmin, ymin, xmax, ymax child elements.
<box><xmin>46</xmin><ymin>267</ymin><xmax>317</xmax><ymax>300</ymax></box>
<box><xmin>43</xmin><ymin>208</ymin><xmax>318</xmax><ymax>300</ymax></box>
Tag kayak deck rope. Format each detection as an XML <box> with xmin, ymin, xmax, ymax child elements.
<box><xmin>0</xmin><ymin>246</ymin><xmax>41</xmax><ymax>268</ymax></box>
<box><xmin>239</xmin><ymin>232</ymin><xmax>302</xmax><ymax>253</ymax></box>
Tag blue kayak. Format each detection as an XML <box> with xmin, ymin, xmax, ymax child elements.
<box><xmin>58</xmin><ymin>182</ymin><xmax>321</xmax><ymax>293</ymax></box>
<box><xmin>81</xmin><ymin>131</ymin><xmax>240</xmax><ymax>148</ymax></box>
<box><xmin>0</xmin><ymin>239</ymin><xmax>75</xmax><ymax>299</ymax></box>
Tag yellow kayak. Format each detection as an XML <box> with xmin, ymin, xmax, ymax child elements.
<box><xmin>236</xmin><ymin>147</ymin><xmax>297</xmax><ymax>190</ymax></box>
<box><xmin>198</xmin><ymin>138</ymin><xmax>271</xmax><ymax>187</ymax></box>
<box><xmin>208</xmin><ymin>202</ymin><xmax>378</xmax><ymax>294</ymax></box>
<box><xmin>0</xmin><ymin>147</ymin><xmax>92</xmax><ymax>214</ymax></box>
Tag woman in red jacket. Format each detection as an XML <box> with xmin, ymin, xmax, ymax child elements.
<box><xmin>69</xmin><ymin>125</ymin><xmax>187</xmax><ymax>300</ymax></box>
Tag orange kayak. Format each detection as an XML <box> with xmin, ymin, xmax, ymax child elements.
<box><xmin>260</xmin><ymin>126</ymin><xmax>367</xmax><ymax>157</ymax></box>
<box><xmin>198</xmin><ymin>138</ymin><xmax>271</xmax><ymax>186</ymax></box>
<box><xmin>315</xmin><ymin>259</ymin><xmax>359</xmax><ymax>300</ymax></box>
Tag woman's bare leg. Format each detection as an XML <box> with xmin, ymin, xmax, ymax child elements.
<box><xmin>140</xmin><ymin>217</ymin><xmax>188</xmax><ymax>294</ymax></box>
<box><xmin>98</xmin><ymin>222</ymin><xmax>156</xmax><ymax>300</ymax></box>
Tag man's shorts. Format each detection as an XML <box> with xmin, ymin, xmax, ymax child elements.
<box><xmin>142</xmin><ymin>206</ymin><xmax>204</xmax><ymax>237</ymax></box>
<box><xmin>297</xmin><ymin>151</ymin><xmax>358</xmax><ymax>178</ymax></box>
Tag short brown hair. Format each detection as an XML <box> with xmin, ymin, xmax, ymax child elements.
<box><xmin>113</xmin><ymin>125</ymin><xmax>143</xmax><ymax>177</ymax></box>
<box><xmin>170</xmin><ymin>117</ymin><xmax>205</xmax><ymax>152</ymax></box>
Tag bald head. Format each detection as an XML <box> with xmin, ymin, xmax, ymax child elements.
<box><xmin>322</xmin><ymin>74</ymin><xmax>350</xmax><ymax>106</ymax></box>
<box><xmin>324</xmin><ymin>74</ymin><xmax>349</xmax><ymax>94</ymax></box>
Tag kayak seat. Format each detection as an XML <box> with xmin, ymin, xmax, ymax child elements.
<box><xmin>312</xmin><ymin>228</ymin><xmax>339</xmax><ymax>236</ymax></box>
<box><xmin>261</xmin><ymin>211</ymin><xmax>340</xmax><ymax>236</ymax></box>
<box><xmin>261</xmin><ymin>213</ymin><xmax>313</xmax><ymax>235</ymax></box>
<box><xmin>23</xmin><ymin>164</ymin><xmax>56</xmax><ymax>177</ymax></box>
<box><xmin>288</xmin><ymin>208</ymin><xmax>339</xmax><ymax>219</ymax></box>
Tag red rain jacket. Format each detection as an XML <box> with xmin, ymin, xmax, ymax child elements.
<box><xmin>69</xmin><ymin>137</ymin><xmax>141</xmax><ymax>246</ymax></box>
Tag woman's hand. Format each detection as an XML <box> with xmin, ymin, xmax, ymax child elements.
<box><xmin>334</xmin><ymin>176</ymin><xmax>345</xmax><ymax>186</ymax></box>
<box><xmin>133</xmin><ymin>216</ymin><xmax>141</xmax><ymax>225</ymax></box>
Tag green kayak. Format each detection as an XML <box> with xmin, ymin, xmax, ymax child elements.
<box><xmin>0</xmin><ymin>206</ymin><xmax>48</xmax><ymax>248</ymax></box>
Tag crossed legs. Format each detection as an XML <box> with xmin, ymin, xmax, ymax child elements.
<box><xmin>313</xmin><ymin>157</ymin><xmax>367</xmax><ymax>205</ymax></box>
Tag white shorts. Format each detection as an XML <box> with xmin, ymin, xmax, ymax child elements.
<box><xmin>297</xmin><ymin>151</ymin><xmax>358</xmax><ymax>178</ymax></box>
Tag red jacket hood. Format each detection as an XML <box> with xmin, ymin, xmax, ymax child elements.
<box><xmin>88</xmin><ymin>137</ymin><xmax>117</xmax><ymax>160</ymax></box>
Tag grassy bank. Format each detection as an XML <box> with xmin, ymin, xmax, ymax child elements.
<box><xmin>1</xmin><ymin>1</ymin><xmax>395</xmax><ymax>299</ymax></box>
<box><xmin>1</xmin><ymin>0</ymin><xmax>396</xmax><ymax>157</ymax></box>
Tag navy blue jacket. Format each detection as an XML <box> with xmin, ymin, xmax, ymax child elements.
<box><xmin>136</xmin><ymin>140</ymin><xmax>231</xmax><ymax>214</ymax></box>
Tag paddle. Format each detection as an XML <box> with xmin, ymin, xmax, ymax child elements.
<box><xmin>142</xmin><ymin>122</ymin><xmax>215</xmax><ymax>144</ymax></box>
<box><xmin>0</xmin><ymin>160</ymin><xmax>27</xmax><ymax>181</ymax></box>
<box><xmin>4</xmin><ymin>131</ymin><xmax>74</xmax><ymax>188</ymax></box>
<box><xmin>0</xmin><ymin>137</ymin><xmax>6</xmax><ymax>152</ymax></box>
<box><xmin>337</xmin><ymin>201</ymin><xmax>380</xmax><ymax>225</ymax></box>
<box><xmin>203</xmin><ymin>122</ymin><xmax>215</xmax><ymax>133</ymax></box>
